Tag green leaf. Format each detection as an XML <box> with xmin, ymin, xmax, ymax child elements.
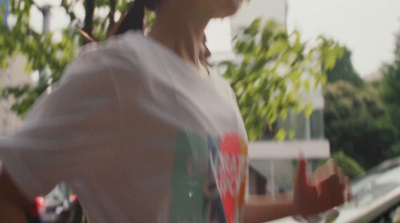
<box><xmin>261</xmin><ymin>28</ymin><xmax>273</xmax><ymax>46</ymax></box>
<box><xmin>303</xmin><ymin>80</ymin><xmax>311</xmax><ymax>92</ymax></box>
<box><xmin>267</xmin><ymin>111</ymin><xmax>278</xmax><ymax>124</ymax></box>
<box><xmin>0</xmin><ymin>58</ymin><xmax>7</xmax><ymax>69</ymax></box>
<box><xmin>244</xmin><ymin>18</ymin><xmax>262</xmax><ymax>36</ymax></box>
<box><xmin>304</xmin><ymin>104</ymin><xmax>314</xmax><ymax>118</ymax></box>
<box><xmin>251</xmin><ymin>56</ymin><xmax>268</xmax><ymax>72</ymax></box>
<box><xmin>274</xmin><ymin>129</ymin><xmax>286</xmax><ymax>141</ymax></box>
<box><xmin>324</xmin><ymin>53</ymin><xmax>337</xmax><ymax>71</ymax></box>
<box><xmin>280</xmin><ymin>108</ymin><xmax>288</xmax><ymax>121</ymax></box>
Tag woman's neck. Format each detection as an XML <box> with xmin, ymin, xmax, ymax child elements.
<box><xmin>148</xmin><ymin>3</ymin><xmax>210</xmax><ymax>74</ymax></box>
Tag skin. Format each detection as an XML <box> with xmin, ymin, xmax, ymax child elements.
<box><xmin>0</xmin><ymin>0</ymin><xmax>348</xmax><ymax>222</ymax></box>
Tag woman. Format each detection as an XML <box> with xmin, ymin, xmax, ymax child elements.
<box><xmin>0</xmin><ymin>0</ymin><xmax>347</xmax><ymax>222</ymax></box>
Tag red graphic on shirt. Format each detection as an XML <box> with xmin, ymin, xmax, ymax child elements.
<box><xmin>219</xmin><ymin>133</ymin><xmax>248</xmax><ymax>223</ymax></box>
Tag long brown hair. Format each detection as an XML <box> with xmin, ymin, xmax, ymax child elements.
<box><xmin>78</xmin><ymin>0</ymin><xmax>158</xmax><ymax>42</ymax></box>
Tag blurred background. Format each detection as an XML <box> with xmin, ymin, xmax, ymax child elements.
<box><xmin>2</xmin><ymin>0</ymin><xmax>400</xmax><ymax>222</ymax></box>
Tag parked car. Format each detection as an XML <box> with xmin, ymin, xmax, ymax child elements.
<box><xmin>333</xmin><ymin>156</ymin><xmax>400</xmax><ymax>223</ymax></box>
<box><xmin>269</xmin><ymin>156</ymin><xmax>400</xmax><ymax>223</ymax></box>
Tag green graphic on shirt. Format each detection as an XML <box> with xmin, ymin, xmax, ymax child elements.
<box><xmin>169</xmin><ymin>131</ymin><xmax>209</xmax><ymax>222</ymax></box>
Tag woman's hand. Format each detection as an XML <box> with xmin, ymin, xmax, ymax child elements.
<box><xmin>243</xmin><ymin>155</ymin><xmax>351</xmax><ymax>223</ymax></box>
<box><xmin>293</xmin><ymin>155</ymin><xmax>350</xmax><ymax>216</ymax></box>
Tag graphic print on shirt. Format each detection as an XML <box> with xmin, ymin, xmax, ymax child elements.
<box><xmin>169</xmin><ymin>131</ymin><xmax>248</xmax><ymax>223</ymax></box>
<box><xmin>216</xmin><ymin>133</ymin><xmax>248</xmax><ymax>223</ymax></box>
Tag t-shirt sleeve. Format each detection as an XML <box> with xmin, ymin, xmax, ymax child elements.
<box><xmin>0</xmin><ymin>58</ymin><xmax>120</xmax><ymax>199</ymax></box>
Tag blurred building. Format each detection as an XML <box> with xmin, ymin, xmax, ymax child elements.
<box><xmin>206</xmin><ymin>0</ymin><xmax>330</xmax><ymax>195</ymax></box>
<box><xmin>206</xmin><ymin>0</ymin><xmax>288</xmax><ymax>63</ymax></box>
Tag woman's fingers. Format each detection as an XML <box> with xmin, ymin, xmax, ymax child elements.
<box><xmin>313</xmin><ymin>160</ymin><xmax>347</xmax><ymax>201</ymax></box>
<box><xmin>313</xmin><ymin>160</ymin><xmax>332</xmax><ymax>186</ymax></box>
<box><xmin>314</xmin><ymin>160</ymin><xmax>344</xmax><ymax>183</ymax></box>
<box><xmin>296</xmin><ymin>153</ymin><xmax>309</xmax><ymax>188</ymax></box>
<box><xmin>318</xmin><ymin>174</ymin><xmax>346</xmax><ymax>209</ymax></box>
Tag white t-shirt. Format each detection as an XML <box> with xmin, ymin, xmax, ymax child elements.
<box><xmin>0</xmin><ymin>31</ymin><xmax>249</xmax><ymax>223</ymax></box>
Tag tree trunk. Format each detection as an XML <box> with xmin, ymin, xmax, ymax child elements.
<box><xmin>108</xmin><ymin>0</ymin><xmax>117</xmax><ymax>32</ymax></box>
<box><xmin>82</xmin><ymin>0</ymin><xmax>95</xmax><ymax>45</ymax></box>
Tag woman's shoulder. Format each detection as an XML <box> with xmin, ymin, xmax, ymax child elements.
<box><xmin>80</xmin><ymin>32</ymin><xmax>145</xmax><ymax>64</ymax></box>
<box><xmin>63</xmin><ymin>31</ymin><xmax>152</xmax><ymax>79</ymax></box>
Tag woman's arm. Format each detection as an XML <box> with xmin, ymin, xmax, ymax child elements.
<box><xmin>0</xmin><ymin>170</ymin><xmax>31</xmax><ymax>223</ymax></box>
<box><xmin>243</xmin><ymin>195</ymin><xmax>297</xmax><ymax>223</ymax></box>
<box><xmin>243</xmin><ymin>156</ymin><xmax>348</xmax><ymax>223</ymax></box>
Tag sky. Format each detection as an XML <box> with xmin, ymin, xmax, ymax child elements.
<box><xmin>287</xmin><ymin>0</ymin><xmax>400</xmax><ymax>77</ymax></box>
<box><xmin>13</xmin><ymin>0</ymin><xmax>400</xmax><ymax>78</ymax></box>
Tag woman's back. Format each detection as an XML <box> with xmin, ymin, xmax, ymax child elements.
<box><xmin>0</xmin><ymin>31</ymin><xmax>248</xmax><ymax>223</ymax></box>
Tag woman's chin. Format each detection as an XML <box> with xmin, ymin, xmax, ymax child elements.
<box><xmin>215</xmin><ymin>4</ymin><xmax>241</xmax><ymax>18</ymax></box>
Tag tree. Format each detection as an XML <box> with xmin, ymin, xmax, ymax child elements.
<box><xmin>318</xmin><ymin>151</ymin><xmax>365</xmax><ymax>179</ymax></box>
<box><xmin>222</xmin><ymin>19</ymin><xmax>343</xmax><ymax>140</ymax></box>
<box><xmin>326</xmin><ymin>47</ymin><xmax>363</xmax><ymax>87</ymax></box>
<box><xmin>324</xmin><ymin>81</ymin><xmax>395</xmax><ymax>169</ymax></box>
<box><xmin>381</xmin><ymin>34</ymin><xmax>400</xmax><ymax>139</ymax></box>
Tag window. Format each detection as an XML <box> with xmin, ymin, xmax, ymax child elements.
<box><xmin>310</xmin><ymin>109</ymin><xmax>324</xmax><ymax>139</ymax></box>
<box><xmin>261</xmin><ymin>108</ymin><xmax>325</xmax><ymax>141</ymax></box>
